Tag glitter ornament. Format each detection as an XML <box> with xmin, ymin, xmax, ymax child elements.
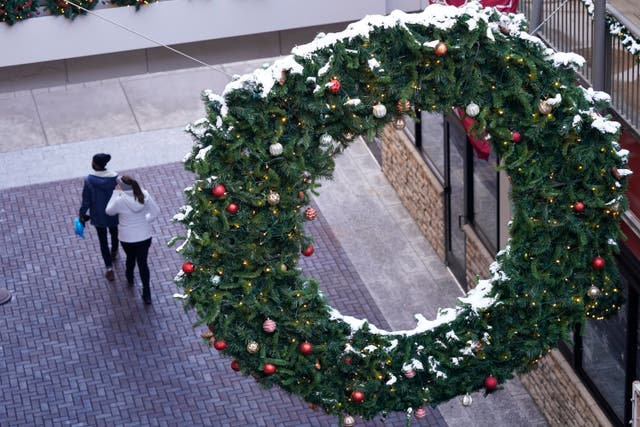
<box><xmin>246</xmin><ymin>341</ymin><xmax>260</xmax><ymax>354</ymax></box>
<box><xmin>538</xmin><ymin>100</ymin><xmax>552</xmax><ymax>115</ymax></box>
<box><xmin>267</xmin><ymin>191</ymin><xmax>280</xmax><ymax>206</ymax></box>
<box><xmin>269</xmin><ymin>142</ymin><xmax>283</xmax><ymax>156</ymax></box>
<box><xmin>304</xmin><ymin>207</ymin><xmax>317</xmax><ymax>221</ymax></box>
<box><xmin>262</xmin><ymin>319</ymin><xmax>276</xmax><ymax>333</ymax></box>
<box><xmin>372</xmin><ymin>103</ymin><xmax>387</xmax><ymax>118</ymax></box>
<box><xmin>465</xmin><ymin>102</ymin><xmax>480</xmax><ymax>117</ymax></box>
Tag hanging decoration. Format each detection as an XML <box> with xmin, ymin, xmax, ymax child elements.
<box><xmin>172</xmin><ymin>3</ymin><xmax>630</xmax><ymax>423</ymax></box>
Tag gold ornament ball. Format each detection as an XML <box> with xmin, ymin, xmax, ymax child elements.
<box><xmin>393</xmin><ymin>117</ymin><xmax>406</xmax><ymax>130</ymax></box>
<box><xmin>343</xmin><ymin>415</ymin><xmax>356</xmax><ymax>427</ymax></box>
<box><xmin>267</xmin><ymin>191</ymin><xmax>280</xmax><ymax>206</ymax></box>
<box><xmin>538</xmin><ymin>100</ymin><xmax>552</xmax><ymax>115</ymax></box>
<box><xmin>246</xmin><ymin>341</ymin><xmax>260</xmax><ymax>354</ymax></box>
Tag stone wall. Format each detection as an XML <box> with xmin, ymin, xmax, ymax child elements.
<box><xmin>520</xmin><ymin>350</ymin><xmax>613</xmax><ymax>427</ymax></box>
<box><xmin>380</xmin><ymin>125</ymin><xmax>614</xmax><ymax>427</ymax></box>
<box><xmin>380</xmin><ymin>125</ymin><xmax>445</xmax><ymax>261</ymax></box>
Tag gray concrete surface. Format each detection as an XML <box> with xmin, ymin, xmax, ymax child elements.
<box><xmin>0</xmin><ymin>57</ymin><xmax>548</xmax><ymax>426</ymax></box>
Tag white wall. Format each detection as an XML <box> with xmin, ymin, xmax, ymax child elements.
<box><xmin>0</xmin><ymin>0</ymin><xmax>387</xmax><ymax>67</ymax></box>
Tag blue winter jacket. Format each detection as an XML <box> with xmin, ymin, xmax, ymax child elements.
<box><xmin>79</xmin><ymin>170</ymin><xmax>119</xmax><ymax>227</ymax></box>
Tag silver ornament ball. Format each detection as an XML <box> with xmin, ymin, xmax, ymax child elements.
<box><xmin>269</xmin><ymin>142</ymin><xmax>283</xmax><ymax>156</ymax></box>
<box><xmin>465</xmin><ymin>102</ymin><xmax>480</xmax><ymax>117</ymax></box>
<box><xmin>587</xmin><ymin>285</ymin><xmax>601</xmax><ymax>299</ymax></box>
<box><xmin>342</xmin><ymin>415</ymin><xmax>356</xmax><ymax>427</ymax></box>
<box><xmin>319</xmin><ymin>133</ymin><xmax>333</xmax><ymax>146</ymax></box>
<box><xmin>266</xmin><ymin>191</ymin><xmax>280</xmax><ymax>206</ymax></box>
<box><xmin>372</xmin><ymin>103</ymin><xmax>387</xmax><ymax>118</ymax></box>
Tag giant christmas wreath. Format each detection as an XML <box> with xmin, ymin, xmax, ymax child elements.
<box><xmin>171</xmin><ymin>2</ymin><xmax>631</xmax><ymax>424</ymax></box>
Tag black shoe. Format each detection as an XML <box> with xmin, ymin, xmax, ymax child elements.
<box><xmin>143</xmin><ymin>295</ymin><xmax>152</xmax><ymax>305</ymax></box>
<box><xmin>110</xmin><ymin>249</ymin><xmax>118</xmax><ymax>261</ymax></box>
<box><xmin>105</xmin><ymin>269</ymin><xmax>115</xmax><ymax>282</ymax></box>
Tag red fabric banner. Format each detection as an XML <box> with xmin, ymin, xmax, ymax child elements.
<box><xmin>455</xmin><ymin>108</ymin><xmax>491</xmax><ymax>160</ymax></box>
<box><xmin>428</xmin><ymin>0</ymin><xmax>518</xmax><ymax>14</ymax></box>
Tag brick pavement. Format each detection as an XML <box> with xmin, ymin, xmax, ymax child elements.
<box><xmin>0</xmin><ymin>162</ymin><xmax>446</xmax><ymax>427</ymax></box>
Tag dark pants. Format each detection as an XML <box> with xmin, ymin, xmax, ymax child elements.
<box><xmin>95</xmin><ymin>226</ymin><xmax>118</xmax><ymax>268</ymax></box>
<box><xmin>121</xmin><ymin>238</ymin><xmax>152</xmax><ymax>299</ymax></box>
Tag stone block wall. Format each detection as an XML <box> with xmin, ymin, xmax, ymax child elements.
<box><xmin>520</xmin><ymin>350</ymin><xmax>613</xmax><ymax>427</ymax></box>
<box><xmin>380</xmin><ymin>125</ymin><xmax>614</xmax><ymax>427</ymax></box>
<box><xmin>380</xmin><ymin>125</ymin><xmax>445</xmax><ymax>261</ymax></box>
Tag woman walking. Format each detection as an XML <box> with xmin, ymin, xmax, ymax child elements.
<box><xmin>106</xmin><ymin>175</ymin><xmax>160</xmax><ymax>304</ymax></box>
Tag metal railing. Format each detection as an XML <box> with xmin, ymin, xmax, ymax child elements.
<box><xmin>519</xmin><ymin>0</ymin><xmax>640</xmax><ymax>136</ymax></box>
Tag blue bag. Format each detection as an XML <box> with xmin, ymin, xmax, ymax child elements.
<box><xmin>74</xmin><ymin>217</ymin><xmax>85</xmax><ymax>239</ymax></box>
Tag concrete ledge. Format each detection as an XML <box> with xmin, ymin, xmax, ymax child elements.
<box><xmin>0</xmin><ymin>0</ymin><xmax>385</xmax><ymax>67</ymax></box>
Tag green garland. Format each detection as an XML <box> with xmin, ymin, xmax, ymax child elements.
<box><xmin>44</xmin><ymin>0</ymin><xmax>97</xmax><ymax>19</ymax></box>
<box><xmin>172</xmin><ymin>3</ymin><xmax>629</xmax><ymax>423</ymax></box>
<box><xmin>0</xmin><ymin>0</ymin><xmax>39</xmax><ymax>25</ymax></box>
<box><xmin>109</xmin><ymin>0</ymin><xmax>155</xmax><ymax>11</ymax></box>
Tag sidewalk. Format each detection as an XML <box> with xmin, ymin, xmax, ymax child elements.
<box><xmin>0</xmin><ymin>59</ymin><xmax>547</xmax><ymax>426</ymax></box>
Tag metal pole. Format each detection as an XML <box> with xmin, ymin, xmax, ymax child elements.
<box><xmin>593</xmin><ymin>0</ymin><xmax>607</xmax><ymax>91</ymax></box>
<box><xmin>530</xmin><ymin>0</ymin><xmax>544</xmax><ymax>35</ymax></box>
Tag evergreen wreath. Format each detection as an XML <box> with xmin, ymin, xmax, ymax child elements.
<box><xmin>171</xmin><ymin>3</ymin><xmax>630</xmax><ymax>423</ymax></box>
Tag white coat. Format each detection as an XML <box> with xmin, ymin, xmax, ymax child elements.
<box><xmin>105</xmin><ymin>189</ymin><xmax>160</xmax><ymax>243</ymax></box>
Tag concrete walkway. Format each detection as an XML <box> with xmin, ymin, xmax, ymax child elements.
<box><xmin>0</xmin><ymin>58</ymin><xmax>547</xmax><ymax>426</ymax></box>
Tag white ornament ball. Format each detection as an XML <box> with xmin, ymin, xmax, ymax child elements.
<box><xmin>414</xmin><ymin>408</ymin><xmax>427</xmax><ymax>419</ymax></box>
<box><xmin>342</xmin><ymin>415</ymin><xmax>356</xmax><ymax>427</ymax></box>
<box><xmin>372</xmin><ymin>103</ymin><xmax>387</xmax><ymax>118</ymax></box>
<box><xmin>587</xmin><ymin>285</ymin><xmax>601</xmax><ymax>299</ymax></box>
<box><xmin>262</xmin><ymin>319</ymin><xmax>276</xmax><ymax>333</ymax></box>
<box><xmin>465</xmin><ymin>102</ymin><xmax>480</xmax><ymax>117</ymax></box>
<box><xmin>269</xmin><ymin>142</ymin><xmax>283</xmax><ymax>156</ymax></box>
<box><xmin>266</xmin><ymin>191</ymin><xmax>280</xmax><ymax>206</ymax></box>
<box><xmin>462</xmin><ymin>393</ymin><xmax>473</xmax><ymax>406</ymax></box>
<box><xmin>319</xmin><ymin>133</ymin><xmax>333</xmax><ymax>146</ymax></box>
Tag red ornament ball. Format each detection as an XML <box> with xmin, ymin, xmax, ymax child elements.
<box><xmin>226</xmin><ymin>203</ymin><xmax>239</xmax><ymax>214</ymax></box>
<box><xmin>573</xmin><ymin>201</ymin><xmax>585</xmax><ymax>213</ymax></box>
<box><xmin>415</xmin><ymin>408</ymin><xmax>427</xmax><ymax>419</ymax></box>
<box><xmin>211</xmin><ymin>184</ymin><xmax>226</xmax><ymax>198</ymax></box>
<box><xmin>231</xmin><ymin>360</ymin><xmax>240</xmax><ymax>371</ymax></box>
<box><xmin>213</xmin><ymin>340</ymin><xmax>227</xmax><ymax>351</ymax></box>
<box><xmin>511</xmin><ymin>131</ymin><xmax>522</xmax><ymax>143</ymax></box>
<box><xmin>328</xmin><ymin>79</ymin><xmax>341</xmax><ymax>94</ymax></box>
<box><xmin>299</xmin><ymin>341</ymin><xmax>313</xmax><ymax>355</ymax></box>
<box><xmin>181</xmin><ymin>261</ymin><xmax>194</xmax><ymax>275</ymax></box>
<box><xmin>263</xmin><ymin>363</ymin><xmax>277</xmax><ymax>375</ymax></box>
<box><xmin>434</xmin><ymin>41</ymin><xmax>448</xmax><ymax>57</ymax></box>
<box><xmin>301</xmin><ymin>245</ymin><xmax>315</xmax><ymax>257</ymax></box>
<box><xmin>342</xmin><ymin>356</ymin><xmax>352</xmax><ymax>364</ymax></box>
<box><xmin>592</xmin><ymin>256</ymin><xmax>606</xmax><ymax>270</ymax></box>
<box><xmin>304</xmin><ymin>207</ymin><xmax>317</xmax><ymax>221</ymax></box>
<box><xmin>484</xmin><ymin>375</ymin><xmax>498</xmax><ymax>391</ymax></box>
<box><xmin>351</xmin><ymin>390</ymin><xmax>365</xmax><ymax>403</ymax></box>
<box><xmin>262</xmin><ymin>319</ymin><xmax>276</xmax><ymax>333</ymax></box>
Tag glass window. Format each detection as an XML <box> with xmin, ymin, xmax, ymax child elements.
<box><xmin>582</xmin><ymin>278</ymin><xmax>629</xmax><ymax>422</ymax></box>
<box><xmin>406</xmin><ymin>112</ymin><xmax>445</xmax><ymax>181</ymax></box>
<box><xmin>471</xmin><ymin>147</ymin><xmax>499</xmax><ymax>253</ymax></box>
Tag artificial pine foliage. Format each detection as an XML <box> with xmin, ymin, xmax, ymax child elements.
<box><xmin>109</xmin><ymin>0</ymin><xmax>155</xmax><ymax>11</ymax></box>
<box><xmin>0</xmin><ymin>0</ymin><xmax>39</xmax><ymax>25</ymax></box>
<box><xmin>44</xmin><ymin>0</ymin><xmax>96</xmax><ymax>19</ymax></box>
<box><xmin>171</xmin><ymin>3</ymin><xmax>630</xmax><ymax>423</ymax></box>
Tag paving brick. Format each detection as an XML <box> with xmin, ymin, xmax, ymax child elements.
<box><xmin>0</xmin><ymin>161</ymin><xmax>445</xmax><ymax>426</ymax></box>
